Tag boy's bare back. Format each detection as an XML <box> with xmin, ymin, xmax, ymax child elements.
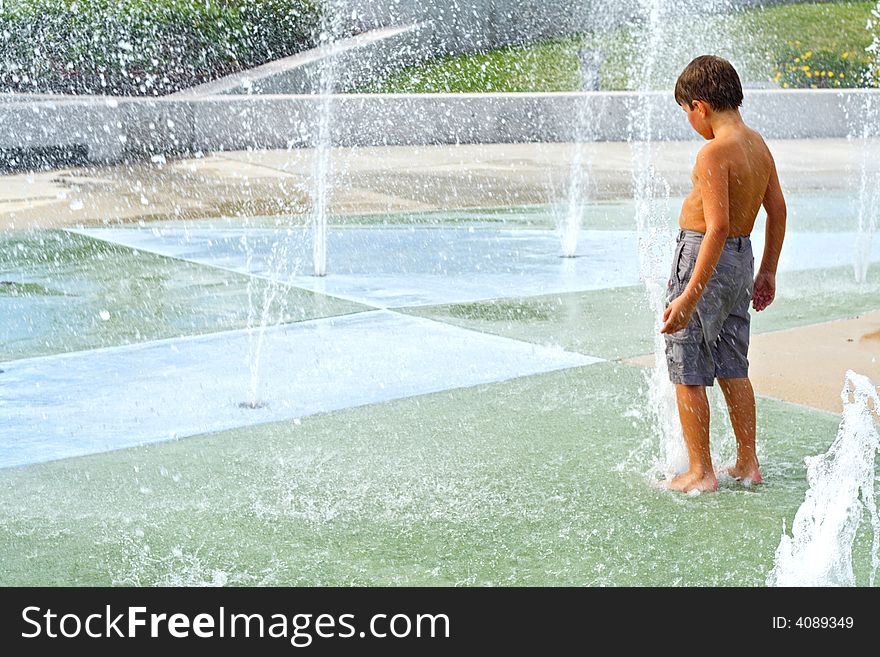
<box><xmin>680</xmin><ymin>126</ymin><xmax>774</xmax><ymax>237</ymax></box>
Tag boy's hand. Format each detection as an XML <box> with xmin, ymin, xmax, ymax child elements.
<box><xmin>661</xmin><ymin>293</ymin><xmax>696</xmax><ymax>334</ymax></box>
<box><xmin>753</xmin><ymin>270</ymin><xmax>776</xmax><ymax>311</ymax></box>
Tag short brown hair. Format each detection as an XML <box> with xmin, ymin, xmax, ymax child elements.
<box><xmin>674</xmin><ymin>55</ymin><xmax>743</xmax><ymax>112</ymax></box>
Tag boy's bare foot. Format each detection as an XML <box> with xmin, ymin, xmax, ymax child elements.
<box><xmin>662</xmin><ymin>470</ymin><xmax>718</xmax><ymax>493</ymax></box>
<box><xmin>721</xmin><ymin>463</ymin><xmax>763</xmax><ymax>485</ymax></box>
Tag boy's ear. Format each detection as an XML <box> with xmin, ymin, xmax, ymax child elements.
<box><xmin>692</xmin><ymin>99</ymin><xmax>710</xmax><ymax>117</ymax></box>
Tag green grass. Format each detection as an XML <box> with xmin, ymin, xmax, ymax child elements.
<box><xmin>357</xmin><ymin>37</ymin><xmax>588</xmax><ymax>94</ymax></box>
<box><xmin>0</xmin><ymin>230</ymin><xmax>369</xmax><ymax>361</ymax></box>
<box><xmin>746</xmin><ymin>1</ymin><xmax>878</xmax><ymax>52</ymax></box>
<box><xmin>356</xmin><ymin>2</ymin><xmax>878</xmax><ymax>93</ymax></box>
<box><xmin>4</xmin><ymin>360</ymin><xmax>872</xmax><ymax>586</ymax></box>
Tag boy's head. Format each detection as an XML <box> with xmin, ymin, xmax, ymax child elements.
<box><xmin>675</xmin><ymin>55</ymin><xmax>743</xmax><ymax>139</ymax></box>
<box><xmin>675</xmin><ymin>55</ymin><xmax>743</xmax><ymax>112</ymax></box>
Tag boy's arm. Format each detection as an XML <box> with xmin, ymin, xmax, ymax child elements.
<box><xmin>661</xmin><ymin>146</ymin><xmax>729</xmax><ymax>334</ymax></box>
<box><xmin>753</xmin><ymin>155</ymin><xmax>786</xmax><ymax>311</ymax></box>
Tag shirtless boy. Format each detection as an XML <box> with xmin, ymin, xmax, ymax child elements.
<box><xmin>660</xmin><ymin>55</ymin><xmax>787</xmax><ymax>493</ymax></box>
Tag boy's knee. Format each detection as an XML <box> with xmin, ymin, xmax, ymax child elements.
<box><xmin>718</xmin><ymin>376</ymin><xmax>751</xmax><ymax>388</ymax></box>
<box><xmin>675</xmin><ymin>383</ymin><xmax>709</xmax><ymax>400</ymax></box>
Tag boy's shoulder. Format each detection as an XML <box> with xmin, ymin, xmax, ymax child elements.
<box><xmin>694</xmin><ymin>139</ymin><xmax>728</xmax><ymax>171</ymax></box>
<box><xmin>696</xmin><ymin>126</ymin><xmax>768</xmax><ymax>164</ymax></box>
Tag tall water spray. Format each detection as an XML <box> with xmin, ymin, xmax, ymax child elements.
<box><xmin>768</xmin><ymin>371</ymin><xmax>880</xmax><ymax>587</ymax></box>
<box><xmin>628</xmin><ymin>0</ymin><xmax>687</xmax><ymax>475</ymax></box>
<box><xmin>310</xmin><ymin>1</ymin><xmax>345</xmax><ymax>277</ymax></box>
<box><xmin>241</xmin><ymin>2</ymin><xmax>346</xmax><ymax>406</ymax></box>
<box><xmin>243</xmin><ymin>234</ymin><xmax>300</xmax><ymax>410</ymax></box>
<box><xmin>854</xmin><ymin>1</ymin><xmax>880</xmax><ymax>283</ymax></box>
<box><xmin>557</xmin><ymin>50</ymin><xmax>604</xmax><ymax>257</ymax></box>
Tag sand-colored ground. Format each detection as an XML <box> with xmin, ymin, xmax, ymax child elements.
<box><xmin>749</xmin><ymin>311</ymin><xmax>880</xmax><ymax>413</ymax></box>
<box><xmin>626</xmin><ymin>312</ymin><xmax>880</xmax><ymax>415</ymax></box>
<box><xmin>0</xmin><ymin>138</ymin><xmax>861</xmax><ymax>230</ymax></box>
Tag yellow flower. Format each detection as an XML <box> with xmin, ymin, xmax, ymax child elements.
<box><xmin>795</xmin><ymin>57</ymin><xmax>801</xmax><ymax>63</ymax></box>
<box><xmin>828</xmin><ymin>72</ymin><xmax>835</xmax><ymax>78</ymax></box>
<box><xmin>804</xmin><ymin>51</ymin><xmax>812</xmax><ymax>58</ymax></box>
<box><xmin>806</xmin><ymin>72</ymin><xmax>812</xmax><ymax>77</ymax></box>
<box><xmin>801</xmin><ymin>65</ymin><xmax>810</xmax><ymax>71</ymax></box>
<box><xmin>842</xmin><ymin>52</ymin><xmax>849</xmax><ymax>59</ymax></box>
<box><xmin>783</xmin><ymin>82</ymin><xmax>790</xmax><ymax>88</ymax></box>
<box><xmin>840</xmin><ymin>72</ymin><xmax>846</xmax><ymax>78</ymax></box>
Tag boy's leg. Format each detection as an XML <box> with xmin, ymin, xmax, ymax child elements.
<box><xmin>667</xmin><ymin>383</ymin><xmax>718</xmax><ymax>492</ymax></box>
<box><xmin>717</xmin><ymin>377</ymin><xmax>762</xmax><ymax>483</ymax></box>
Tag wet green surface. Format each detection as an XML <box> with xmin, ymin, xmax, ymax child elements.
<box><xmin>4</xmin><ymin>361</ymin><xmax>874</xmax><ymax>586</ymax></box>
<box><xmin>404</xmin><ymin>286</ymin><xmax>655</xmax><ymax>361</ymax></box>
<box><xmin>753</xmin><ymin>264</ymin><xmax>880</xmax><ymax>334</ymax></box>
<box><xmin>405</xmin><ymin>263</ymin><xmax>880</xmax><ymax>361</ymax></box>
<box><xmin>1</xmin><ymin>362</ymin><xmax>875</xmax><ymax>586</ymax></box>
<box><xmin>0</xmin><ymin>230</ymin><xmax>370</xmax><ymax>361</ymax></box>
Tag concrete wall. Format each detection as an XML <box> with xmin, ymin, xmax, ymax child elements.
<box><xmin>2</xmin><ymin>89</ymin><xmax>875</xmax><ymax>167</ymax></box>
<box><xmin>185</xmin><ymin>89</ymin><xmax>877</xmax><ymax>149</ymax></box>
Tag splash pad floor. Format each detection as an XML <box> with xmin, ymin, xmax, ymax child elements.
<box><xmin>0</xmin><ymin>362</ymin><xmax>863</xmax><ymax>586</ymax></box>
<box><xmin>0</xmin><ymin>310</ymin><xmax>598</xmax><ymax>468</ymax></box>
<box><xmin>71</xmin><ymin>224</ymin><xmax>880</xmax><ymax>309</ymax></box>
<box><xmin>1</xmin><ymin>209</ymin><xmax>879</xmax><ymax>585</ymax></box>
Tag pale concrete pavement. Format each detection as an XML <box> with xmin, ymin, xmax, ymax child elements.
<box><xmin>0</xmin><ymin>139</ymin><xmax>863</xmax><ymax>230</ymax></box>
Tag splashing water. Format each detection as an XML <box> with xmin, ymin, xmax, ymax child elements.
<box><xmin>555</xmin><ymin>50</ymin><xmax>604</xmax><ymax>257</ymax></box>
<box><xmin>241</xmin><ymin>2</ymin><xmax>346</xmax><ymax>405</ymax></box>
<box><xmin>310</xmin><ymin>2</ymin><xmax>345</xmax><ymax>277</ymax></box>
<box><xmin>557</xmin><ymin>134</ymin><xmax>587</xmax><ymax>258</ymax></box>
<box><xmin>854</xmin><ymin>2</ymin><xmax>880</xmax><ymax>283</ymax></box>
<box><xmin>243</xmin><ymin>230</ymin><xmax>304</xmax><ymax>409</ymax></box>
<box><xmin>241</xmin><ymin>4</ymin><xmax>349</xmax><ymax>405</ymax></box>
<box><xmin>628</xmin><ymin>0</ymin><xmax>687</xmax><ymax>476</ymax></box>
<box><xmin>626</xmin><ymin>0</ymin><xmax>745</xmax><ymax>475</ymax></box>
<box><xmin>768</xmin><ymin>371</ymin><xmax>880</xmax><ymax>587</ymax></box>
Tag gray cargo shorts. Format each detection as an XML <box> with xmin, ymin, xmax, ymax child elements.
<box><xmin>664</xmin><ymin>229</ymin><xmax>754</xmax><ymax>387</ymax></box>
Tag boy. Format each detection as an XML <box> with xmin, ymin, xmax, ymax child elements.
<box><xmin>660</xmin><ymin>55</ymin><xmax>787</xmax><ymax>493</ymax></box>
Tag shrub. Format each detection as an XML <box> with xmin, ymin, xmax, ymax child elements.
<box><xmin>0</xmin><ymin>0</ymin><xmax>324</xmax><ymax>96</ymax></box>
<box><xmin>773</xmin><ymin>42</ymin><xmax>876</xmax><ymax>89</ymax></box>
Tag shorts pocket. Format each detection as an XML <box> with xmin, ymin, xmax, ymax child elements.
<box><xmin>669</xmin><ymin>241</ymin><xmax>685</xmax><ymax>288</ymax></box>
<box><xmin>676</xmin><ymin>242</ymin><xmax>696</xmax><ymax>286</ymax></box>
<box><xmin>665</xmin><ymin>325</ymin><xmax>695</xmax><ymax>343</ymax></box>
